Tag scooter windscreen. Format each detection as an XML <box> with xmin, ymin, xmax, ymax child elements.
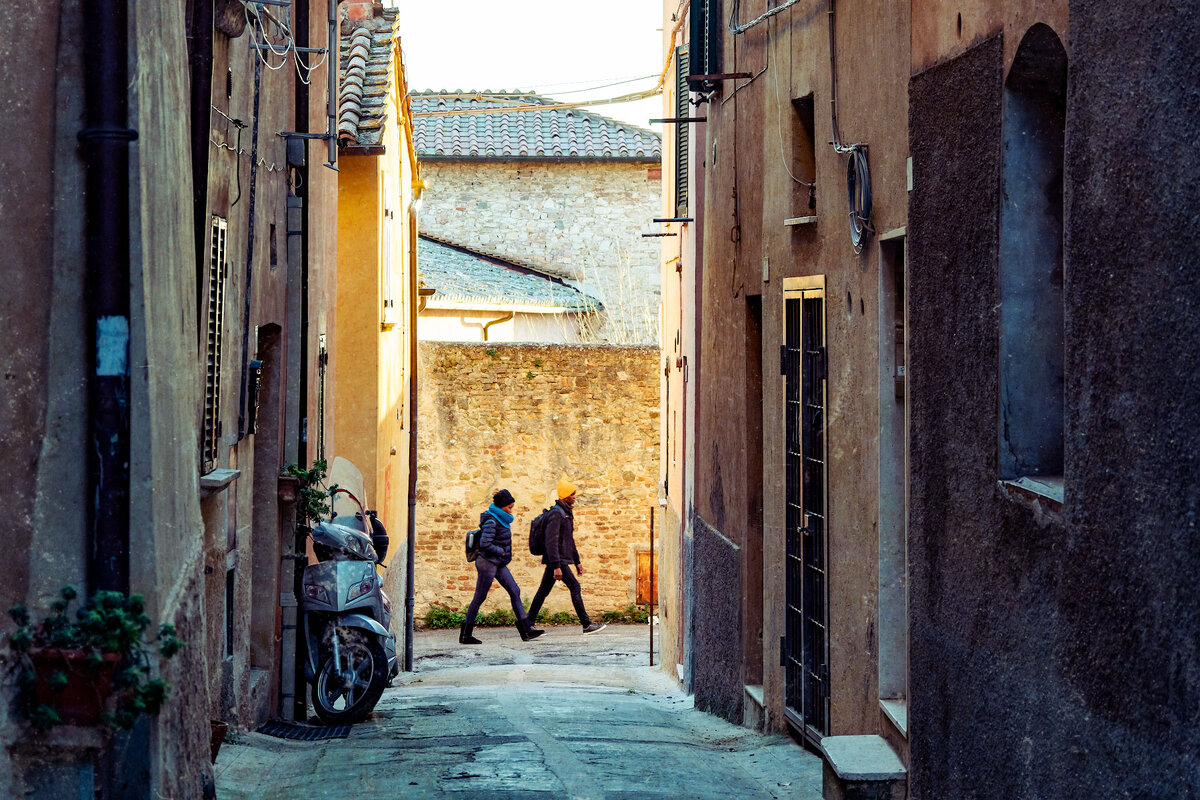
<box><xmin>310</xmin><ymin>520</ymin><xmax>378</xmax><ymax>562</ymax></box>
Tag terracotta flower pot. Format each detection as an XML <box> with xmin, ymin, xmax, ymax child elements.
<box><xmin>29</xmin><ymin>648</ymin><xmax>120</xmax><ymax>726</ymax></box>
<box><xmin>278</xmin><ymin>475</ymin><xmax>300</xmax><ymax>504</ymax></box>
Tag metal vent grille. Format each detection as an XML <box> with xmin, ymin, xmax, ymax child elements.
<box><xmin>257</xmin><ymin>721</ymin><xmax>352</xmax><ymax>740</ymax></box>
<box><xmin>675</xmin><ymin>45</ymin><xmax>689</xmax><ymax>217</ymax></box>
<box><xmin>202</xmin><ymin>216</ymin><xmax>228</xmax><ymax>474</ymax></box>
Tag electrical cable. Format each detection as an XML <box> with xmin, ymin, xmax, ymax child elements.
<box><xmin>846</xmin><ymin>146</ymin><xmax>872</xmax><ymax>252</ymax></box>
<box><xmin>413</xmin><ymin>2</ymin><xmax>690</xmax><ymax>118</ymax></box>
<box><xmin>727</xmin><ymin>0</ymin><xmax>807</xmax><ymax>35</ymax></box>
<box><xmin>825</xmin><ymin>0</ymin><xmax>871</xmax><ymax>250</ymax></box>
<box><xmin>767</xmin><ymin>15</ymin><xmax>814</xmax><ymax>189</ymax></box>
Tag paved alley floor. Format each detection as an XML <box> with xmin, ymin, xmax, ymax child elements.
<box><xmin>214</xmin><ymin>625</ymin><xmax>822</xmax><ymax>799</ymax></box>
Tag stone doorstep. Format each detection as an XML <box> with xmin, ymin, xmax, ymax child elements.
<box><xmin>821</xmin><ymin>735</ymin><xmax>907</xmax><ymax>800</ymax></box>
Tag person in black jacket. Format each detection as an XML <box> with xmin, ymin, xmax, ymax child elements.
<box><xmin>525</xmin><ymin>478</ymin><xmax>607</xmax><ymax>634</ymax></box>
<box><xmin>460</xmin><ymin>489</ymin><xmax>544</xmax><ymax>645</ymax></box>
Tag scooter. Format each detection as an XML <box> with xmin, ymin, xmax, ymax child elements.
<box><xmin>300</xmin><ymin>490</ymin><xmax>398</xmax><ymax>723</ymax></box>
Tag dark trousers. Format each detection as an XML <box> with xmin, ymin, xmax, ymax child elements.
<box><xmin>526</xmin><ymin>565</ymin><xmax>591</xmax><ymax>628</ymax></box>
<box><xmin>463</xmin><ymin>558</ymin><xmax>528</xmax><ymax>627</ymax></box>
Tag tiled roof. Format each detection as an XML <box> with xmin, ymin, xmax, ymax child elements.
<box><xmin>410</xmin><ymin>91</ymin><xmax>661</xmax><ymax>162</ymax></box>
<box><xmin>418</xmin><ymin>235</ymin><xmax>602</xmax><ymax>313</ymax></box>
<box><xmin>337</xmin><ymin>8</ymin><xmax>399</xmax><ymax>150</ymax></box>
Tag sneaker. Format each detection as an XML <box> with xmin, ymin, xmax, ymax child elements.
<box><xmin>582</xmin><ymin>623</ymin><xmax>607</xmax><ymax>634</ymax></box>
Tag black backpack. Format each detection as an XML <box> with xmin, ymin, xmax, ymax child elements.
<box><xmin>465</xmin><ymin>528</ymin><xmax>481</xmax><ymax>562</ymax></box>
<box><xmin>528</xmin><ymin>507</ymin><xmax>554</xmax><ymax>556</ymax></box>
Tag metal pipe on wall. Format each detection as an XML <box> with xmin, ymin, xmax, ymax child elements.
<box><xmin>404</xmin><ymin>185</ymin><xmax>423</xmax><ymax>671</ymax></box>
<box><xmin>326</xmin><ymin>0</ymin><xmax>337</xmax><ymax>167</ymax></box>
<box><xmin>81</xmin><ymin>0</ymin><xmax>135</xmax><ymax>594</ymax></box>
<box><xmin>189</xmin><ymin>0</ymin><xmax>214</xmax><ymax>348</ymax></box>
<box><xmin>287</xmin><ymin>0</ymin><xmax>314</xmax><ymax>723</ymax></box>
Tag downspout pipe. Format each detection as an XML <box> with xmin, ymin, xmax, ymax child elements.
<box><xmin>481</xmin><ymin>311</ymin><xmax>514</xmax><ymax>342</ymax></box>
<box><xmin>404</xmin><ymin>176</ymin><xmax>425</xmax><ymax>672</ymax></box>
<box><xmin>81</xmin><ymin>0</ymin><xmax>136</xmax><ymax>594</ymax></box>
<box><xmin>326</xmin><ymin>0</ymin><xmax>338</xmax><ymax>168</ymax></box>
<box><xmin>189</xmin><ymin>0</ymin><xmax>213</xmax><ymax>347</ymax></box>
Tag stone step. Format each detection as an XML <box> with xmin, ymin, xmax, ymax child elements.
<box><xmin>821</xmin><ymin>734</ymin><xmax>907</xmax><ymax>800</ymax></box>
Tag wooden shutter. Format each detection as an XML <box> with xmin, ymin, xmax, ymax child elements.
<box><xmin>675</xmin><ymin>45</ymin><xmax>689</xmax><ymax>217</ymax></box>
<box><xmin>689</xmin><ymin>0</ymin><xmax>722</xmax><ymax>77</ymax></box>
<box><xmin>202</xmin><ymin>216</ymin><xmax>228</xmax><ymax>474</ymax></box>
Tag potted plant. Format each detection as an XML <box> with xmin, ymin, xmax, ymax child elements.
<box><xmin>8</xmin><ymin>585</ymin><xmax>185</xmax><ymax>731</ymax></box>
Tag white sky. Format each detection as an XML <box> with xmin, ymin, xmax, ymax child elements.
<box><xmin>393</xmin><ymin>0</ymin><xmax>666</xmax><ymax>131</ymax></box>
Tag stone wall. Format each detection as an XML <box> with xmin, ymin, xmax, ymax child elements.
<box><xmin>416</xmin><ymin>342</ymin><xmax>659</xmax><ymax>620</ymax></box>
<box><xmin>420</xmin><ymin>161</ymin><xmax>662</xmax><ymax>344</ymax></box>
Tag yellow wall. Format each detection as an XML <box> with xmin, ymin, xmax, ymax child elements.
<box><xmin>334</xmin><ymin>27</ymin><xmax>417</xmax><ymax>574</ymax></box>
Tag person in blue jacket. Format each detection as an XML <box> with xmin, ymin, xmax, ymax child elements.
<box><xmin>460</xmin><ymin>489</ymin><xmax>544</xmax><ymax>645</ymax></box>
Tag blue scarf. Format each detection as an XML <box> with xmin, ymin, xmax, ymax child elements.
<box><xmin>487</xmin><ymin>504</ymin><xmax>514</xmax><ymax>527</ymax></box>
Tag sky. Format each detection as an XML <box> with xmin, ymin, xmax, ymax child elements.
<box><xmin>393</xmin><ymin>0</ymin><xmax>667</xmax><ymax>131</ymax></box>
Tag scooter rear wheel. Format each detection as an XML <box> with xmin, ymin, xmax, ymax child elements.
<box><xmin>312</xmin><ymin>628</ymin><xmax>388</xmax><ymax>724</ymax></box>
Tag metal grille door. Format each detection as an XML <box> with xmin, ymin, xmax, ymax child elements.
<box><xmin>783</xmin><ymin>278</ymin><xmax>829</xmax><ymax>741</ymax></box>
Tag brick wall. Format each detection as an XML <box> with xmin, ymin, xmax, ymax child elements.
<box><xmin>416</xmin><ymin>342</ymin><xmax>660</xmax><ymax>621</ymax></box>
<box><xmin>419</xmin><ymin>161</ymin><xmax>662</xmax><ymax>344</ymax></box>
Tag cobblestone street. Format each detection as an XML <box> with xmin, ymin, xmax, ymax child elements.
<box><xmin>214</xmin><ymin>626</ymin><xmax>822</xmax><ymax>799</ymax></box>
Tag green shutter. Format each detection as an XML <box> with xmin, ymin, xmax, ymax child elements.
<box><xmin>675</xmin><ymin>45</ymin><xmax>689</xmax><ymax>217</ymax></box>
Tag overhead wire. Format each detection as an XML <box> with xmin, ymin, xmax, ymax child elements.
<box><xmin>412</xmin><ymin>2</ymin><xmax>690</xmax><ymax>118</ymax></box>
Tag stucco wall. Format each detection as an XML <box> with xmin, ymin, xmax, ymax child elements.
<box><xmin>686</xmin><ymin>0</ymin><xmax>912</xmax><ymax>740</ymax></box>
<box><xmin>909</xmin><ymin>13</ymin><xmax>1200</xmax><ymax>796</ymax></box>
<box><xmin>419</xmin><ymin>161</ymin><xmax>662</xmax><ymax>344</ymax></box>
<box><xmin>416</xmin><ymin>343</ymin><xmax>659</xmax><ymax>619</ymax></box>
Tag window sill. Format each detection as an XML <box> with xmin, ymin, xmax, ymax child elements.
<box><xmin>1000</xmin><ymin>476</ymin><xmax>1063</xmax><ymax>522</ymax></box>
<box><xmin>200</xmin><ymin>468</ymin><xmax>241</xmax><ymax>498</ymax></box>
<box><xmin>879</xmin><ymin>698</ymin><xmax>908</xmax><ymax>738</ymax></box>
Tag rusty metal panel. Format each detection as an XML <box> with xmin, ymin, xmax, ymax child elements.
<box><xmin>636</xmin><ymin>550</ymin><xmax>658</xmax><ymax>605</ymax></box>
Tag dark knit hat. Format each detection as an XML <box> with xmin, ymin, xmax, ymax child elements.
<box><xmin>493</xmin><ymin>489</ymin><xmax>515</xmax><ymax>507</ymax></box>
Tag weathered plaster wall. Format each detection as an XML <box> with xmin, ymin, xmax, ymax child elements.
<box><xmin>692</xmin><ymin>515</ymin><xmax>743</xmax><ymax>722</ymax></box>
<box><xmin>692</xmin><ymin>0</ymin><xmax>911</xmax><ymax>739</ymax></box>
<box><xmin>416</xmin><ymin>343</ymin><xmax>659</xmax><ymax>619</ymax></box>
<box><xmin>1058</xmin><ymin>3</ymin><xmax>1200</xmax><ymax>794</ymax></box>
<box><xmin>419</xmin><ymin>161</ymin><xmax>662</xmax><ymax>343</ymax></box>
<box><xmin>0</xmin><ymin>2</ymin><xmax>84</xmax><ymax>796</ymax></box>
<box><xmin>908</xmin><ymin>12</ymin><xmax>1200</xmax><ymax>793</ymax></box>
<box><xmin>908</xmin><ymin>37</ymin><xmax>1017</xmax><ymax>799</ymax></box>
<box><xmin>129</xmin><ymin>1</ymin><xmax>212</xmax><ymax>794</ymax></box>
<box><xmin>911</xmin><ymin>0</ymin><xmax>1067</xmax><ymax>74</ymax></box>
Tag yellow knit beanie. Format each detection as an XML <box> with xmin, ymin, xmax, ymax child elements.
<box><xmin>556</xmin><ymin>477</ymin><xmax>577</xmax><ymax>499</ymax></box>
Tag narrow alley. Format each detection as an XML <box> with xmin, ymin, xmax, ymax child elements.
<box><xmin>214</xmin><ymin>626</ymin><xmax>822</xmax><ymax>799</ymax></box>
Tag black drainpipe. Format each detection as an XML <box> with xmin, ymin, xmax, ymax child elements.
<box><xmin>237</xmin><ymin>53</ymin><xmax>264</xmax><ymax>439</ymax></box>
<box><xmin>81</xmin><ymin>0</ymin><xmax>135</xmax><ymax>594</ymax></box>
<box><xmin>189</xmin><ymin>0</ymin><xmax>214</xmax><ymax>349</ymax></box>
<box><xmin>292</xmin><ymin>0</ymin><xmax>312</xmax><ymax>724</ymax></box>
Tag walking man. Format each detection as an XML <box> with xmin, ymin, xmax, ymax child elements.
<box><xmin>526</xmin><ymin>478</ymin><xmax>607</xmax><ymax>634</ymax></box>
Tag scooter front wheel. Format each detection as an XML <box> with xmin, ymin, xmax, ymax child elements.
<box><xmin>312</xmin><ymin>627</ymin><xmax>388</xmax><ymax>724</ymax></box>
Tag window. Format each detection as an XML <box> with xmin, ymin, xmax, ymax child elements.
<box><xmin>202</xmin><ymin>216</ymin><xmax>228</xmax><ymax>474</ymax></box>
<box><xmin>792</xmin><ymin>95</ymin><xmax>816</xmax><ymax>211</ymax></box>
<box><xmin>999</xmin><ymin>24</ymin><xmax>1067</xmax><ymax>481</ymax></box>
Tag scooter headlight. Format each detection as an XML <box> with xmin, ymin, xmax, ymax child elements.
<box><xmin>347</xmin><ymin>578</ymin><xmax>374</xmax><ymax>603</ymax></box>
<box><xmin>303</xmin><ymin>584</ymin><xmax>330</xmax><ymax>604</ymax></box>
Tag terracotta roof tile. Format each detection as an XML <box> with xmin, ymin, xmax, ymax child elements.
<box><xmin>337</xmin><ymin>9</ymin><xmax>399</xmax><ymax>150</ymax></box>
<box><xmin>410</xmin><ymin>91</ymin><xmax>661</xmax><ymax>162</ymax></box>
